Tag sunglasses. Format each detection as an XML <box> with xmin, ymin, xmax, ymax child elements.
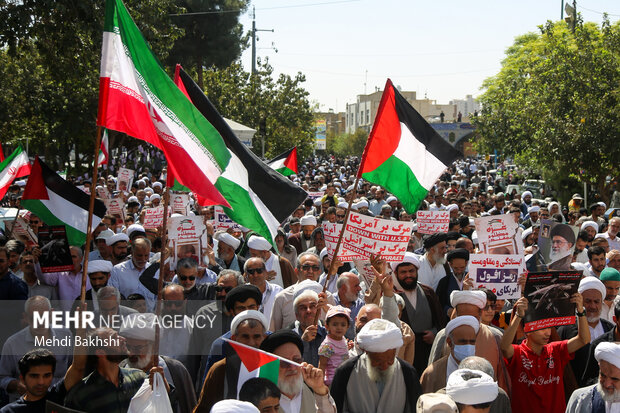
<box><xmin>301</xmin><ymin>264</ymin><xmax>321</xmax><ymax>271</ymax></box>
<box><xmin>179</xmin><ymin>276</ymin><xmax>195</xmax><ymax>281</ymax></box>
<box><xmin>336</xmin><ymin>214</ymin><xmax>346</xmax><ymax>218</ymax></box>
<box><xmin>215</xmin><ymin>286</ymin><xmax>233</xmax><ymax>293</ymax></box>
<box><xmin>246</xmin><ymin>267</ymin><xmax>265</xmax><ymax>275</ymax></box>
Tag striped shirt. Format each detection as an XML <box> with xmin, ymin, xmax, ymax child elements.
<box><xmin>65</xmin><ymin>367</ymin><xmax>146</xmax><ymax>413</ymax></box>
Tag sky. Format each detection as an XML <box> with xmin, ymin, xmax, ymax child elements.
<box><xmin>232</xmin><ymin>0</ymin><xmax>619</xmax><ymax>113</ymax></box>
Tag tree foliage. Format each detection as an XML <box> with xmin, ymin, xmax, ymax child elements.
<box><xmin>326</xmin><ymin>129</ymin><xmax>368</xmax><ymax>158</ymax></box>
<box><xmin>165</xmin><ymin>0</ymin><xmax>249</xmax><ymax>89</ymax></box>
<box><xmin>473</xmin><ymin>18</ymin><xmax>620</xmax><ymax>202</ymax></box>
<box><xmin>200</xmin><ymin>59</ymin><xmax>316</xmax><ymax>161</ymax></box>
<box><xmin>0</xmin><ymin>0</ymin><xmax>183</xmax><ymax>170</ymax></box>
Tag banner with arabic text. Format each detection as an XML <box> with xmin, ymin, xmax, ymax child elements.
<box><xmin>416</xmin><ymin>210</ymin><xmax>449</xmax><ymax>234</ymax></box>
<box><xmin>469</xmin><ymin>254</ymin><xmax>526</xmax><ymax>299</ymax></box>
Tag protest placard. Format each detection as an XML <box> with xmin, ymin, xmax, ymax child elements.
<box><xmin>469</xmin><ymin>254</ymin><xmax>526</xmax><ymax>299</ymax></box>
<box><xmin>117</xmin><ymin>167</ymin><xmax>134</xmax><ymax>193</ymax></box>
<box><xmin>96</xmin><ymin>186</ymin><xmax>111</xmax><ymax>199</ymax></box>
<box><xmin>353</xmin><ymin>259</ymin><xmax>376</xmax><ymax>291</ymax></box>
<box><xmin>171</xmin><ymin>193</ymin><xmax>190</xmax><ymax>215</ymax></box>
<box><xmin>6</xmin><ymin>216</ymin><xmax>38</xmax><ymax>248</ymax></box>
<box><xmin>416</xmin><ymin>210</ymin><xmax>450</xmax><ymax>234</ymax></box>
<box><xmin>38</xmin><ymin>226</ymin><xmax>73</xmax><ymax>273</ymax></box>
<box><xmin>142</xmin><ymin>206</ymin><xmax>164</xmax><ymax>229</ymax></box>
<box><xmin>213</xmin><ymin>206</ymin><xmax>241</xmax><ymax>231</ymax></box>
<box><xmin>523</xmin><ymin>270</ymin><xmax>581</xmax><ymax>332</ymax></box>
<box><xmin>474</xmin><ymin>215</ymin><xmax>523</xmax><ymax>255</ymax></box>
<box><xmin>103</xmin><ymin>198</ymin><xmax>125</xmax><ymax>220</ymax></box>
<box><xmin>535</xmin><ymin>220</ymin><xmax>578</xmax><ymax>271</ymax></box>
<box><xmin>307</xmin><ymin>191</ymin><xmax>325</xmax><ymax>200</ymax></box>
<box><xmin>167</xmin><ymin>215</ymin><xmax>206</xmax><ymax>268</ymax></box>
<box><xmin>324</xmin><ymin>212</ymin><xmax>413</xmax><ymax>262</ymax></box>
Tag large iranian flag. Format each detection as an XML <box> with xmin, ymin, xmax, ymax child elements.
<box><xmin>359</xmin><ymin>79</ymin><xmax>461</xmax><ymax>213</ymax></box>
<box><xmin>98</xmin><ymin>0</ymin><xmax>229</xmax><ymax>207</ymax></box>
<box><xmin>0</xmin><ymin>146</ymin><xmax>31</xmax><ymax>199</ymax></box>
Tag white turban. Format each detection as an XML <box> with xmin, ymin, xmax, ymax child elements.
<box><xmin>150</xmin><ymin>194</ymin><xmax>161</xmax><ymax>201</ymax></box>
<box><xmin>446</xmin><ymin>369</ymin><xmax>498</xmax><ymax>405</ymax></box>
<box><xmin>293</xmin><ymin>279</ymin><xmax>323</xmax><ymax>298</ymax></box>
<box><xmin>522</xmin><ymin>191</ymin><xmax>533</xmax><ymax>199</ymax></box>
<box><xmin>119</xmin><ymin>313</ymin><xmax>156</xmax><ymax>342</ymax></box>
<box><xmin>152</xmin><ymin>182</ymin><xmax>162</xmax><ymax>189</ymax></box>
<box><xmin>595</xmin><ymin>342</ymin><xmax>620</xmax><ymax>369</ymax></box>
<box><xmin>247</xmin><ymin>235</ymin><xmax>272</xmax><ymax>251</ymax></box>
<box><xmin>386</xmin><ymin>196</ymin><xmax>397</xmax><ymax>204</ymax></box>
<box><xmin>126</xmin><ymin>224</ymin><xmax>146</xmax><ymax>238</ymax></box>
<box><xmin>416</xmin><ymin>393</ymin><xmax>458</xmax><ymax>413</ymax></box>
<box><xmin>357</xmin><ymin>318</ymin><xmax>403</xmax><ymax>352</ymax></box>
<box><xmin>217</xmin><ymin>232</ymin><xmax>241</xmax><ymax>250</ymax></box>
<box><xmin>446</xmin><ymin>204</ymin><xmax>459</xmax><ymax>212</ymax></box>
<box><xmin>528</xmin><ymin>206</ymin><xmax>540</xmax><ymax>214</ymax></box>
<box><xmin>313</xmin><ymin>198</ymin><xmax>322</xmax><ymax>206</ymax></box>
<box><xmin>337</xmin><ymin>202</ymin><xmax>349</xmax><ymax>209</ymax></box>
<box><xmin>210</xmin><ymin>400</ymin><xmax>259</xmax><ymax>413</ymax></box>
<box><xmin>581</xmin><ymin>221</ymin><xmax>599</xmax><ymax>232</ymax></box>
<box><xmin>106</xmin><ymin>233</ymin><xmax>129</xmax><ymax>246</ymax></box>
<box><xmin>357</xmin><ymin>199</ymin><xmax>369</xmax><ymax>209</ymax></box>
<box><xmin>578</xmin><ymin>276</ymin><xmax>606</xmax><ymax>300</ymax></box>
<box><xmin>319</xmin><ymin>248</ymin><xmax>328</xmax><ymax>261</ymax></box>
<box><xmin>390</xmin><ymin>252</ymin><xmax>420</xmax><ymax>272</ymax></box>
<box><xmin>96</xmin><ymin>229</ymin><xmax>115</xmax><ymax>241</ymax></box>
<box><xmin>450</xmin><ymin>290</ymin><xmax>487</xmax><ymax>309</ymax></box>
<box><xmin>230</xmin><ymin>310</ymin><xmax>269</xmax><ymax>335</ymax></box>
<box><xmin>445</xmin><ymin>315</ymin><xmax>480</xmax><ymax>337</ymax></box>
<box><xmin>87</xmin><ymin>260</ymin><xmax>113</xmax><ymax>274</ymax></box>
<box><xmin>127</xmin><ymin>196</ymin><xmax>139</xmax><ymax>204</ymax></box>
<box><xmin>521</xmin><ymin>227</ymin><xmax>533</xmax><ymax>240</ymax></box>
<box><xmin>598</xmin><ymin>202</ymin><xmax>607</xmax><ymax>210</ymax></box>
<box><xmin>300</xmin><ymin>215</ymin><xmax>317</xmax><ymax>227</ymax></box>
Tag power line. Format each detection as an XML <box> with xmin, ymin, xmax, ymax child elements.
<box><xmin>578</xmin><ymin>5</ymin><xmax>620</xmax><ymax>17</ymax></box>
<box><xmin>169</xmin><ymin>0</ymin><xmax>360</xmax><ymax>16</ymax></box>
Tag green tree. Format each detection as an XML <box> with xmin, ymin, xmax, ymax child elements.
<box><xmin>166</xmin><ymin>0</ymin><xmax>249</xmax><ymax>89</ymax></box>
<box><xmin>473</xmin><ymin>18</ymin><xmax>620</xmax><ymax>203</ymax></box>
<box><xmin>201</xmin><ymin>59</ymin><xmax>316</xmax><ymax>160</ymax></box>
<box><xmin>326</xmin><ymin>129</ymin><xmax>368</xmax><ymax>157</ymax></box>
<box><xmin>0</xmin><ymin>0</ymin><xmax>183</xmax><ymax>171</ymax></box>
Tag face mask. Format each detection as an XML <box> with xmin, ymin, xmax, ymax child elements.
<box><xmin>453</xmin><ymin>344</ymin><xmax>476</xmax><ymax>361</ymax></box>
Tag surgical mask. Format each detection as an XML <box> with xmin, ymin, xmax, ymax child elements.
<box><xmin>453</xmin><ymin>344</ymin><xmax>476</xmax><ymax>361</ymax></box>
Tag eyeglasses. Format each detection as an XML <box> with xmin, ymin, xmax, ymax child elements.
<box><xmin>215</xmin><ymin>286</ymin><xmax>233</xmax><ymax>293</ymax></box>
<box><xmin>301</xmin><ymin>264</ymin><xmax>321</xmax><ymax>271</ymax></box>
<box><xmin>179</xmin><ymin>276</ymin><xmax>195</xmax><ymax>281</ymax></box>
<box><xmin>336</xmin><ymin>214</ymin><xmax>346</xmax><ymax>218</ymax></box>
<box><xmin>246</xmin><ymin>267</ymin><xmax>265</xmax><ymax>275</ymax></box>
<box><xmin>483</xmin><ymin>304</ymin><xmax>496</xmax><ymax>311</ymax></box>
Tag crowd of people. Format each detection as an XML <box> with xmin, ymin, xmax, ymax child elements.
<box><xmin>0</xmin><ymin>155</ymin><xmax>619</xmax><ymax>413</ymax></box>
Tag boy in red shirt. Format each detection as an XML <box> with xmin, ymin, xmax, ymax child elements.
<box><xmin>501</xmin><ymin>294</ymin><xmax>590</xmax><ymax>413</ymax></box>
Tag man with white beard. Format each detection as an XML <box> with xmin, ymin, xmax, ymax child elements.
<box><xmin>258</xmin><ymin>330</ymin><xmax>336</xmax><ymax>413</ymax></box>
<box><xmin>119</xmin><ymin>313</ymin><xmax>197</xmax><ymax>413</ymax></box>
<box><xmin>566</xmin><ymin>342</ymin><xmax>620</xmax><ymax>412</ymax></box>
<box><xmin>417</xmin><ymin>233</ymin><xmax>449</xmax><ymax>291</ymax></box>
<box><xmin>330</xmin><ymin>318</ymin><xmax>422</xmax><ymax>412</ymax></box>
<box><xmin>548</xmin><ymin>224</ymin><xmax>576</xmax><ymax>270</ymax></box>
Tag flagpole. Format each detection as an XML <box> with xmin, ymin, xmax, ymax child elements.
<box><xmin>222</xmin><ymin>338</ymin><xmax>303</xmax><ymax>367</ymax></box>
<box><xmin>80</xmin><ymin>125</ymin><xmax>104</xmax><ymax>304</ymax></box>
<box><xmin>313</xmin><ymin>175</ymin><xmax>361</xmax><ymax>326</ymax></box>
<box><xmin>152</xmin><ymin>187</ymin><xmax>170</xmax><ymax>365</ymax></box>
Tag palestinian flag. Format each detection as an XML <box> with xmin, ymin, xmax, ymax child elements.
<box><xmin>0</xmin><ymin>146</ymin><xmax>31</xmax><ymax>199</ymax></box>
<box><xmin>98</xmin><ymin>129</ymin><xmax>109</xmax><ymax>165</ymax></box>
<box><xmin>98</xmin><ymin>0</ymin><xmax>229</xmax><ymax>207</ymax></box>
<box><xmin>267</xmin><ymin>147</ymin><xmax>298</xmax><ymax>177</ymax></box>
<box><xmin>175</xmin><ymin>66</ymin><xmax>308</xmax><ymax>247</ymax></box>
<box><xmin>359</xmin><ymin>79</ymin><xmax>461</xmax><ymax>213</ymax></box>
<box><xmin>21</xmin><ymin>157</ymin><xmax>107</xmax><ymax>246</ymax></box>
<box><xmin>224</xmin><ymin>339</ymin><xmax>280</xmax><ymax>396</ymax></box>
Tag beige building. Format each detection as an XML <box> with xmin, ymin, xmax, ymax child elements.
<box><xmin>345</xmin><ymin>87</ymin><xmax>456</xmax><ymax>133</ymax></box>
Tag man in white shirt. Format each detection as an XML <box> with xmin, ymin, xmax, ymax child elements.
<box><xmin>244</xmin><ymin>257</ymin><xmax>283</xmax><ymax>322</ymax></box>
<box><xmin>417</xmin><ymin>233</ymin><xmax>448</xmax><ymax>291</ymax></box>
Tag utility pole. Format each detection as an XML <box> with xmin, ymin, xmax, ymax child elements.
<box><xmin>561</xmin><ymin>0</ymin><xmax>564</xmax><ymax>19</ymax></box>
<box><xmin>251</xmin><ymin>7</ymin><xmax>274</xmax><ymax>74</ymax></box>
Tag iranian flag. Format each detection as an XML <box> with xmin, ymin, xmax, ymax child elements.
<box><xmin>224</xmin><ymin>339</ymin><xmax>280</xmax><ymax>395</ymax></box>
<box><xmin>98</xmin><ymin>129</ymin><xmax>109</xmax><ymax>165</ymax></box>
<box><xmin>21</xmin><ymin>157</ymin><xmax>107</xmax><ymax>246</ymax></box>
<box><xmin>97</xmin><ymin>0</ymin><xmax>229</xmax><ymax>207</ymax></box>
<box><xmin>175</xmin><ymin>67</ymin><xmax>307</xmax><ymax>246</ymax></box>
<box><xmin>359</xmin><ymin>79</ymin><xmax>461</xmax><ymax>213</ymax></box>
<box><xmin>267</xmin><ymin>147</ymin><xmax>298</xmax><ymax>177</ymax></box>
<box><xmin>0</xmin><ymin>146</ymin><xmax>31</xmax><ymax>199</ymax></box>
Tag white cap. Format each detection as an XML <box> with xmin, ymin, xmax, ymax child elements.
<box><xmin>247</xmin><ymin>235</ymin><xmax>271</xmax><ymax>251</ymax></box>
<box><xmin>446</xmin><ymin>369</ymin><xmax>498</xmax><ymax>405</ymax></box>
<box><xmin>357</xmin><ymin>318</ymin><xmax>403</xmax><ymax>352</ymax></box>
<box><xmin>230</xmin><ymin>310</ymin><xmax>269</xmax><ymax>335</ymax></box>
<box><xmin>578</xmin><ymin>276</ymin><xmax>606</xmax><ymax>300</ymax></box>
<box><xmin>106</xmin><ymin>233</ymin><xmax>129</xmax><ymax>246</ymax></box>
<box><xmin>127</xmin><ymin>224</ymin><xmax>146</xmax><ymax>239</ymax></box>
<box><xmin>300</xmin><ymin>215</ymin><xmax>317</xmax><ymax>227</ymax></box>
<box><xmin>217</xmin><ymin>232</ymin><xmax>241</xmax><ymax>250</ymax></box>
<box><xmin>445</xmin><ymin>315</ymin><xmax>480</xmax><ymax>337</ymax></box>
<box><xmin>450</xmin><ymin>290</ymin><xmax>487</xmax><ymax>309</ymax></box>
<box><xmin>87</xmin><ymin>260</ymin><xmax>114</xmax><ymax>274</ymax></box>
<box><xmin>96</xmin><ymin>229</ymin><xmax>115</xmax><ymax>241</ymax></box>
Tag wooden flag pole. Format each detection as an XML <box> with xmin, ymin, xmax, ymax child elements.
<box><xmin>313</xmin><ymin>175</ymin><xmax>361</xmax><ymax>326</ymax></box>
<box><xmin>80</xmin><ymin>126</ymin><xmax>104</xmax><ymax>305</ymax></box>
<box><xmin>152</xmin><ymin>187</ymin><xmax>170</xmax><ymax>363</ymax></box>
